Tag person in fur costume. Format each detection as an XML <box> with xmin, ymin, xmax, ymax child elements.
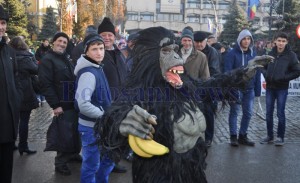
<box><xmin>95</xmin><ymin>27</ymin><xmax>273</xmax><ymax>183</ymax></box>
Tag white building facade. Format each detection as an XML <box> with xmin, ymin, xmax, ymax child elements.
<box><xmin>125</xmin><ymin>0</ymin><xmax>272</xmax><ymax>34</ymax></box>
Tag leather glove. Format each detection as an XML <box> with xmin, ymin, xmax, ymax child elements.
<box><xmin>119</xmin><ymin>105</ymin><xmax>157</xmax><ymax>140</ymax></box>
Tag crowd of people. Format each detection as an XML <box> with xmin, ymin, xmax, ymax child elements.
<box><xmin>1</xmin><ymin>4</ymin><xmax>300</xmax><ymax>183</ymax></box>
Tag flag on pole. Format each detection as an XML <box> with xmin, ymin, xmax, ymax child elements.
<box><xmin>207</xmin><ymin>18</ymin><xmax>213</xmax><ymax>31</ymax></box>
<box><xmin>248</xmin><ymin>0</ymin><xmax>260</xmax><ymax>20</ymax></box>
<box><xmin>66</xmin><ymin>0</ymin><xmax>72</xmax><ymax>20</ymax></box>
<box><xmin>72</xmin><ymin>1</ymin><xmax>77</xmax><ymax>23</ymax></box>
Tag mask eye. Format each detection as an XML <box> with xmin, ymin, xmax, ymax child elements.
<box><xmin>173</xmin><ymin>45</ymin><xmax>179</xmax><ymax>52</ymax></box>
<box><xmin>161</xmin><ymin>48</ymin><xmax>171</xmax><ymax>54</ymax></box>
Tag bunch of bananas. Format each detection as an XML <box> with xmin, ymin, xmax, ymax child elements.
<box><xmin>128</xmin><ymin>134</ymin><xmax>169</xmax><ymax>158</ymax></box>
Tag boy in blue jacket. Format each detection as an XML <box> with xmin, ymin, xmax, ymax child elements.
<box><xmin>74</xmin><ymin>33</ymin><xmax>114</xmax><ymax>183</ymax></box>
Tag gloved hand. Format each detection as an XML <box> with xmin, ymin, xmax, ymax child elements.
<box><xmin>248</xmin><ymin>55</ymin><xmax>274</xmax><ymax>68</ymax></box>
<box><xmin>119</xmin><ymin>105</ymin><xmax>157</xmax><ymax>140</ymax></box>
<box><xmin>244</xmin><ymin>55</ymin><xmax>274</xmax><ymax>81</ymax></box>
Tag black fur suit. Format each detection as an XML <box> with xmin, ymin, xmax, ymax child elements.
<box><xmin>95</xmin><ymin>27</ymin><xmax>249</xmax><ymax>183</ymax></box>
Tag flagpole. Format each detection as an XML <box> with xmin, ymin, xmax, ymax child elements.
<box><xmin>208</xmin><ymin>0</ymin><xmax>218</xmax><ymax>38</ymax></box>
<box><xmin>268</xmin><ymin>0</ymin><xmax>273</xmax><ymax>40</ymax></box>
<box><xmin>60</xmin><ymin>0</ymin><xmax>63</xmax><ymax>32</ymax></box>
<box><xmin>282</xmin><ymin>0</ymin><xmax>285</xmax><ymax>18</ymax></box>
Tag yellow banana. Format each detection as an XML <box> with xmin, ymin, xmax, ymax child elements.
<box><xmin>134</xmin><ymin>136</ymin><xmax>169</xmax><ymax>156</ymax></box>
<box><xmin>128</xmin><ymin>135</ymin><xmax>153</xmax><ymax>158</ymax></box>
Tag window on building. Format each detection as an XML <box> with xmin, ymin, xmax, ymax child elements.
<box><xmin>157</xmin><ymin>13</ymin><xmax>170</xmax><ymax>21</ymax></box>
<box><xmin>127</xmin><ymin>12</ymin><xmax>138</xmax><ymax>21</ymax></box>
<box><xmin>140</xmin><ymin>12</ymin><xmax>154</xmax><ymax>21</ymax></box>
<box><xmin>157</xmin><ymin>13</ymin><xmax>184</xmax><ymax>22</ymax></box>
<box><xmin>253</xmin><ymin>17</ymin><xmax>260</xmax><ymax>25</ymax></box>
<box><xmin>261</xmin><ymin>3</ymin><xmax>270</xmax><ymax>12</ymax></box>
<box><xmin>218</xmin><ymin>16</ymin><xmax>226</xmax><ymax>24</ymax></box>
<box><xmin>156</xmin><ymin>3</ymin><xmax>160</xmax><ymax>13</ymax></box>
<box><xmin>203</xmin><ymin>0</ymin><xmax>213</xmax><ymax>9</ymax></box>
<box><xmin>157</xmin><ymin>1</ymin><xmax>184</xmax><ymax>14</ymax></box>
<box><xmin>263</xmin><ymin>17</ymin><xmax>269</xmax><ymax>26</ymax></box>
<box><xmin>239</xmin><ymin>1</ymin><xmax>246</xmax><ymax>7</ymax></box>
<box><xmin>202</xmin><ymin>14</ymin><xmax>215</xmax><ymax>24</ymax></box>
<box><xmin>218</xmin><ymin>0</ymin><xmax>229</xmax><ymax>10</ymax></box>
<box><xmin>187</xmin><ymin>0</ymin><xmax>200</xmax><ymax>8</ymax></box>
<box><xmin>172</xmin><ymin>14</ymin><xmax>184</xmax><ymax>21</ymax></box>
<box><xmin>187</xmin><ymin>13</ymin><xmax>200</xmax><ymax>23</ymax></box>
<box><xmin>180</xmin><ymin>3</ymin><xmax>184</xmax><ymax>14</ymax></box>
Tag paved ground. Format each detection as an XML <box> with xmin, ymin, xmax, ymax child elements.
<box><xmin>12</xmin><ymin>96</ymin><xmax>300</xmax><ymax>183</ymax></box>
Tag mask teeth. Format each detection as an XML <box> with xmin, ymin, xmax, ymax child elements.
<box><xmin>175</xmin><ymin>83</ymin><xmax>183</xmax><ymax>89</ymax></box>
<box><xmin>168</xmin><ymin>70</ymin><xmax>183</xmax><ymax>74</ymax></box>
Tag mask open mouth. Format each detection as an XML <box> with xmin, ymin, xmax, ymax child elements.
<box><xmin>165</xmin><ymin>66</ymin><xmax>184</xmax><ymax>89</ymax></box>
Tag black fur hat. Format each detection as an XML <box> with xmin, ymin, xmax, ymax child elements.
<box><xmin>0</xmin><ymin>5</ymin><xmax>9</xmax><ymax>22</ymax></box>
<box><xmin>98</xmin><ymin>17</ymin><xmax>115</xmax><ymax>35</ymax></box>
<box><xmin>52</xmin><ymin>32</ymin><xmax>69</xmax><ymax>43</ymax></box>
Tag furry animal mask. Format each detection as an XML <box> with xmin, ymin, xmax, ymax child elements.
<box><xmin>129</xmin><ymin>27</ymin><xmax>184</xmax><ymax>89</ymax></box>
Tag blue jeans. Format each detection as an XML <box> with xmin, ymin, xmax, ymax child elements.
<box><xmin>228</xmin><ymin>89</ymin><xmax>255</xmax><ymax>136</ymax></box>
<box><xmin>78</xmin><ymin>124</ymin><xmax>115</xmax><ymax>183</ymax></box>
<box><xmin>265</xmin><ymin>89</ymin><xmax>288</xmax><ymax>139</ymax></box>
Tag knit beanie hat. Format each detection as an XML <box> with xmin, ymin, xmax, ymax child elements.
<box><xmin>194</xmin><ymin>31</ymin><xmax>209</xmax><ymax>42</ymax></box>
<box><xmin>85</xmin><ymin>25</ymin><xmax>97</xmax><ymax>36</ymax></box>
<box><xmin>180</xmin><ymin>28</ymin><xmax>194</xmax><ymax>41</ymax></box>
<box><xmin>52</xmin><ymin>32</ymin><xmax>69</xmax><ymax>43</ymax></box>
<box><xmin>83</xmin><ymin>33</ymin><xmax>104</xmax><ymax>53</ymax></box>
<box><xmin>98</xmin><ymin>17</ymin><xmax>115</xmax><ymax>35</ymax></box>
<box><xmin>0</xmin><ymin>5</ymin><xmax>9</xmax><ymax>22</ymax></box>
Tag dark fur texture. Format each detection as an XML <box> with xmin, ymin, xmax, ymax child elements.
<box><xmin>95</xmin><ymin>27</ymin><xmax>248</xmax><ymax>183</ymax></box>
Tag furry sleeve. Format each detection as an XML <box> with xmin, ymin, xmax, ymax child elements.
<box><xmin>182</xmin><ymin>67</ymin><xmax>248</xmax><ymax>104</ymax></box>
<box><xmin>94</xmin><ymin>103</ymin><xmax>133</xmax><ymax>162</ymax></box>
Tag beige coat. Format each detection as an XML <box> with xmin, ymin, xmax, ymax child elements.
<box><xmin>182</xmin><ymin>47</ymin><xmax>210</xmax><ymax>80</ymax></box>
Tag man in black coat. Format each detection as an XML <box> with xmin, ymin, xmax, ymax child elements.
<box><xmin>35</xmin><ymin>39</ymin><xmax>51</xmax><ymax>62</ymax></box>
<box><xmin>98</xmin><ymin>17</ymin><xmax>128</xmax><ymax>173</ymax></box>
<box><xmin>194</xmin><ymin>31</ymin><xmax>221</xmax><ymax>147</ymax></box>
<box><xmin>260</xmin><ymin>32</ymin><xmax>300</xmax><ymax>146</ymax></box>
<box><xmin>35</xmin><ymin>38</ymin><xmax>51</xmax><ymax>105</ymax></box>
<box><xmin>0</xmin><ymin>5</ymin><xmax>23</xmax><ymax>183</ymax></box>
<box><xmin>39</xmin><ymin>32</ymin><xmax>81</xmax><ymax>176</ymax></box>
<box><xmin>98</xmin><ymin>17</ymin><xmax>128</xmax><ymax>95</ymax></box>
<box><xmin>71</xmin><ymin>25</ymin><xmax>97</xmax><ymax>65</ymax></box>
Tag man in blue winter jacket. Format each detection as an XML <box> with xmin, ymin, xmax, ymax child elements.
<box><xmin>224</xmin><ymin>29</ymin><xmax>261</xmax><ymax>146</ymax></box>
